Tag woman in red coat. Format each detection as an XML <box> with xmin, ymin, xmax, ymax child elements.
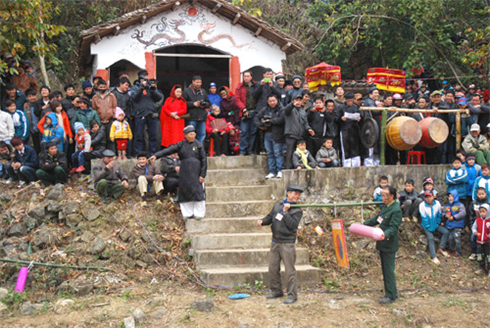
<box><xmin>160</xmin><ymin>85</ymin><xmax>187</xmax><ymax>148</ymax></box>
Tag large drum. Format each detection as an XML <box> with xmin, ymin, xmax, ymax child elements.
<box><xmin>386</xmin><ymin>116</ymin><xmax>422</xmax><ymax>151</ymax></box>
<box><xmin>418</xmin><ymin>117</ymin><xmax>449</xmax><ymax>148</ymax></box>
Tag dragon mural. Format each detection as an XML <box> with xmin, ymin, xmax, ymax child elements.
<box><xmin>198</xmin><ymin>22</ymin><xmax>256</xmax><ymax>50</ymax></box>
<box><xmin>131</xmin><ymin>18</ymin><xmax>186</xmax><ymax>48</ymax></box>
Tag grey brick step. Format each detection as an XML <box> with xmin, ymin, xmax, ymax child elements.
<box><xmin>195</xmin><ymin>247</ymin><xmax>311</xmax><ymax>269</ymax></box>
<box><xmin>186</xmin><ymin>217</ymin><xmax>264</xmax><ymax>234</ymax></box>
<box><xmin>206</xmin><ymin>169</ymin><xmax>266</xmax><ymax>187</ymax></box>
<box><xmin>205</xmin><ymin>200</ymin><xmax>275</xmax><ymax>218</ymax></box>
<box><xmin>206</xmin><ymin>185</ymin><xmax>273</xmax><ymax>202</ymax></box>
<box><xmin>190</xmin><ymin>232</ymin><xmax>272</xmax><ymax>249</ymax></box>
<box><xmin>199</xmin><ymin>265</ymin><xmax>321</xmax><ymax>287</ymax></box>
<box><xmin>207</xmin><ymin>155</ymin><xmax>267</xmax><ymax>170</ymax></box>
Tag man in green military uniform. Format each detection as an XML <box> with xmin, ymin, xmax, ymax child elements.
<box><xmin>364</xmin><ymin>185</ymin><xmax>402</xmax><ymax>304</ymax></box>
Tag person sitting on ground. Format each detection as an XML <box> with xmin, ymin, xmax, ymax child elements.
<box><xmin>0</xmin><ymin>141</ymin><xmax>14</xmax><ymax>180</ymax></box>
<box><xmin>93</xmin><ymin>149</ymin><xmax>129</xmax><ymax>203</ymax></box>
<box><xmin>398</xmin><ymin>179</ymin><xmax>420</xmax><ymax>222</ymax></box>
<box><xmin>6</xmin><ymin>136</ymin><xmax>38</xmax><ymax>186</ymax></box>
<box><xmin>472</xmin><ymin>204</ymin><xmax>490</xmax><ymax>276</ymax></box>
<box><xmin>472</xmin><ymin>163</ymin><xmax>490</xmax><ymax>201</ymax></box>
<box><xmin>315</xmin><ymin>138</ymin><xmax>339</xmax><ymax>168</ymax></box>
<box><xmin>464</xmin><ymin>153</ymin><xmax>480</xmax><ymax>221</ymax></box>
<box><xmin>373</xmin><ymin>176</ymin><xmax>389</xmax><ymax>202</ymax></box>
<box><xmin>418</xmin><ymin>177</ymin><xmax>439</xmax><ymax>200</ymax></box>
<box><xmin>71</xmin><ymin>122</ymin><xmax>92</xmax><ymax>174</ymax></box>
<box><xmin>5</xmin><ymin>99</ymin><xmax>29</xmax><ymax>142</ymax></box>
<box><xmin>446</xmin><ymin>156</ymin><xmax>468</xmax><ymax>203</ymax></box>
<box><xmin>469</xmin><ymin>188</ymin><xmax>490</xmax><ymax>261</ymax></box>
<box><xmin>442</xmin><ymin>190</ymin><xmax>466</xmax><ymax>258</ymax></box>
<box><xmin>205</xmin><ymin>105</ymin><xmax>230</xmax><ymax>156</ymax></box>
<box><xmin>41</xmin><ymin>112</ymin><xmax>64</xmax><ymax>152</ymax></box>
<box><xmin>132</xmin><ymin>151</ymin><xmax>164</xmax><ymax>208</ymax></box>
<box><xmin>254</xmin><ymin>94</ymin><xmax>285</xmax><ymax>179</ymax></box>
<box><xmin>160</xmin><ymin>153</ymin><xmax>180</xmax><ymax>198</ymax></box>
<box><xmin>462</xmin><ymin>123</ymin><xmax>490</xmax><ymax>165</ymax></box>
<box><xmin>35</xmin><ymin>141</ymin><xmax>68</xmax><ymax>186</ymax></box>
<box><xmin>419</xmin><ymin>190</ymin><xmax>450</xmax><ymax>265</ymax></box>
<box><xmin>83</xmin><ymin>120</ymin><xmax>106</xmax><ymax>174</ymax></box>
<box><xmin>292</xmin><ymin>140</ymin><xmax>319</xmax><ymax>170</ymax></box>
<box><xmin>110</xmin><ymin>107</ymin><xmax>132</xmax><ymax>160</ymax></box>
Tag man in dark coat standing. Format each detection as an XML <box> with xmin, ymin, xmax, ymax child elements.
<box><xmin>363</xmin><ymin>185</ymin><xmax>402</xmax><ymax>304</ymax></box>
<box><xmin>182</xmin><ymin>75</ymin><xmax>211</xmax><ymax>144</ymax></box>
<box><xmin>257</xmin><ymin>185</ymin><xmax>304</xmax><ymax>304</ymax></box>
<box><xmin>339</xmin><ymin>92</ymin><xmax>362</xmax><ymax>167</ymax></box>
<box><xmin>362</xmin><ymin>87</ymin><xmax>381</xmax><ymax>166</ymax></box>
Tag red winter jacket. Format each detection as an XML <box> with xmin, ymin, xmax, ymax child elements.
<box><xmin>235</xmin><ymin>80</ymin><xmax>257</xmax><ymax>116</ymax></box>
<box><xmin>473</xmin><ymin>216</ymin><xmax>490</xmax><ymax>244</ymax></box>
<box><xmin>205</xmin><ymin>114</ymin><xmax>230</xmax><ymax>136</ymax></box>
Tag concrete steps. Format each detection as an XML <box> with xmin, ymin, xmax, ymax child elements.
<box><xmin>207</xmin><ymin>155</ymin><xmax>265</xmax><ymax>170</ymax></box>
<box><xmin>199</xmin><ymin>265</ymin><xmax>322</xmax><ymax>287</ymax></box>
<box><xmin>205</xmin><ymin>200</ymin><xmax>276</xmax><ymax>218</ymax></box>
<box><xmin>186</xmin><ymin>217</ymin><xmax>263</xmax><ymax>234</ymax></box>
<box><xmin>195</xmin><ymin>247</ymin><xmax>311</xmax><ymax>269</ymax></box>
<box><xmin>206</xmin><ymin>185</ymin><xmax>273</xmax><ymax>202</ymax></box>
<box><xmin>191</xmin><ymin>232</ymin><xmax>272</xmax><ymax>249</ymax></box>
<box><xmin>206</xmin><ymin>169</ymin><xmax>266</xmax><ymax>186</ymax></box>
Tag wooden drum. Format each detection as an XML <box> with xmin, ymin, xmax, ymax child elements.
<box><xmin>418</xmin><ymin>117</ymin><xmax>449</xmax><ymax>148</ymax></box>
<box><xmin>386</xmin><ymin>116</ymin><xmax>422</xmax><ymax>151</ymax></box>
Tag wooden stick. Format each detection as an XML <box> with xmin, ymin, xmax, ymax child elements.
<box><xmin>360</xmin><ymin>107</ymin><xmax>463</xmax><ymax>113</ymax></box>
<box><xmin>380</xmin><ymin>109</ymin><xmax>387</xmax><ymax>165</ymax></box>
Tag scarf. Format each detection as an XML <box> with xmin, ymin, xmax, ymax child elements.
<box><xmin>296</xmin><ymin>147</ymin><xmax>312</xmax><ymax>169</ymax></box>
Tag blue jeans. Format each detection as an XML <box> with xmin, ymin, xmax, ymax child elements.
<box><xmin>263</xmin><ymin>133</ymin><xmax>284</xmax><ymax>175</ymax></box>
<box><xmin>318</xmin><ymin>160</ymin><xmax>339</xmax><ymax>168</ymax></box>
<box><xmin>7</xmin><ymin>165</ymin><xmax>37</xmax><ymax>182</ymax></box>
<box><xmin>239</xmin><ymin>112</ymin><xmax>257</xmax><ymax>155</ymax></box>
<box><xmin>72</xmin><ymin>150</ymin><xmax>85</xmax><ymax>167</ymax></box>
<box><xmin>134</xmin><ymin>116</ymin><xmax>158</xmax><ymax>155</ymax></box>
<box><xmin>188</xmin><ymin>121</ymin><xmax>206</xmax><ymax>143</ymax></box>
<box><xmin>424</xmin><ymin>225</ymin><xmax>449</xmax><ymax>258</ymax></box>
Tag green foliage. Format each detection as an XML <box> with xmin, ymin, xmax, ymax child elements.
<box><xmin>0</xmin><ymin>0</ymin><xmax>66</xmax><ymax>75</ymax></box>
<box><xmin>1</xmin><ymin>289</ymin><xmax>29</xmax><ymax>311</ymax></box>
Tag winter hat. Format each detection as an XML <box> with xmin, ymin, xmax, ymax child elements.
<box><xmin>82</xmin><ymin>80</ymin><xmax>92</xmax><ymax>90</ymax></box>
<box><xmin>292</xmin><ymin>75</ymin><xmax>303</xmax><ymax>81</ymax></box>
<box><xmin>74</xmin><ymin>122</ymin><xmax>85</xmax><ymax>133</ymax></box>
<box><xmin>344</xmin><ymin>92</ymin><xmax>355</xmax><ymax>99</ymax></box>
<box><xmin>479</xmin><ymin>203</ymin><xmax>490</xmax><ymax>212</ymax></box>
<box><xmin>209</xmin><ymin>82</ymin><xmax>217</xmax><ymax>88</ymax></box>
<box><xmin>422</xmin><ymin>177</ymin><xmax>434</xmax><ymax>186</ymax></box>
<box><xmin>468</xmin><ymin>84</ymin><xmax>476</xmax><ymax>89</ymax></box>
<box><xmin>183</xmin><ymin>125</ymin><xmax>196</xmax><ymax>134</ymax></box>
<box><xmin>466</xmin><ymin>153</ymin><xmax>476</xmax><ymax>161</ymax></box>
<box><xmin>470</xmin><ymin>123</ymin><xmax>480</xmax><ymax>132</ymax></box>
<box><xmin>275</xmin><ymin>74</ymin><xmax>285</xmax><ymax>81</ymax></box>
<box><xmin>79</xmin><ymin>96</ymin><xmax>90</xmax><ymax>105</ymax></box>
<box><xmin>115</xmin><ymin>107</ymin><xmax>125</xmax><ymax>118</ymax></box>
<box><xmin>393</xmin><ymin>93</ymin><xmax>403</xmax><ymax>100</ymax></box>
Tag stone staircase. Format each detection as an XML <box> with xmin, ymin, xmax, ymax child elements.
<box><xmin>186</xmin><ymin>156</ymin><xmax>321</xmax><ymax>287</ymax></box>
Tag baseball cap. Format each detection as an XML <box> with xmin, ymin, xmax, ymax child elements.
<box><xmin>470</xmin><ymin>123</ymin><xmax>480</xmax><ymax>132</ymax></box>
<box><xmin>210</xmin><ymin>82</ymin><xmax>217</xmax><ymax>88</ymax></box>
<box><xmin>458</xmin><ymin>97</ymin><xmax>467</xmax><ymax>105</ymax></box>
<box><xmin>469</xmin><ymin>84</ymin><xmax>476</xmax><ymax>89</ymax></box>
<box><xmin>431</xmin><ymin>90</ymin><xmax>442</xmax><ymax>96</ymax></box>
<box><xmin>442</xmin><ymin>80</ymin><xmax>448</xmax><ymax>85</ymax></box>
<box><xmin>424</xmin><ymin>190</ymin><xmax>434</xmax><ymax>196</ymax></box>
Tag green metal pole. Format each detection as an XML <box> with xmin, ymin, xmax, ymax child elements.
<box><xmin>291</xmin><ymin>202</ymin><xmax>382</xmax><ymax>208</ymax></box>
<box><xmin>380</xmin><ymin>109</ymin><xmax>387</xmax><ymax>165</ymax></box>
<box><xmin>0</xmin><ymin>258</ymin><xmax>110</xmax><ymax>271</ymax></box>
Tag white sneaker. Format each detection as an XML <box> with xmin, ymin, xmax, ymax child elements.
<box><xmin>5</xmin><ymin>178</ymin><xmax>13</xmax><ymax>184</ymax></box>
<box><xmin>276</xmin><ymin>171</ymin><xmax>283</xmax><ymax>179</ymax></box>
<box><xmin>469</xmin><ymin>253</ymin><xmax>477</xmax><ymax>260</ymax></box>
<box><xmin>265</xmin><ymin>173</ymin><xmax>275</xmax><ymax>179</ymax></box>
<box><xmin>17</xmin><ymin>181</ymin><xmax>26</xmax><ymax>188</ymax></box>
<box><xmin>431</xmin><ymin>257</ymin><xmax>440</xmax><ymax>265</ymax></box>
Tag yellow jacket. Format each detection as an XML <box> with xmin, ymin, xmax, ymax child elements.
<box><xmin>110</xmin><ymin>120</ymin><xmax>133</xmax><ymax>141</ymax></box>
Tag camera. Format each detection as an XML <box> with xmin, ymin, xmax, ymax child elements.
<box><xmin>261</xmin><ymin>114</ymin><xmax>272</xmax><ymax>127</ymax></box>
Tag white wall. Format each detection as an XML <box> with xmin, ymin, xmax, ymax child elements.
<box><xmin>91</xmin><ymin>4</ymin><xmax>285</xmax><ymax>75</ymax></box>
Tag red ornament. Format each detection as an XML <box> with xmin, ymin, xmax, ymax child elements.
<box><xmin>188</xmin><ymin>7</ymin><xmax>198</xmax><ymax>17</ymax></box>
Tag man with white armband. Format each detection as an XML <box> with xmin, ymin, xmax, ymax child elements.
<box><xmin>363</xmin><ymin>185</ymin><xmax>402</xmax><ymax>304</ymax></box>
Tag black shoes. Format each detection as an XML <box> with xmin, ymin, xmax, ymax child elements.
<box><xmin>283</xmin><ymin>297</ymin><xmax>297</xmax><ymax>304</ymax></box>
<box><xmin>266</xmin><ymin>293</ymin><xmax>284</xmax><ymax>299</ymax></box>
<box><xmin>378</xmin><ymin>296</ymin><xmax>395</xmax><ymax>304</ymax></box>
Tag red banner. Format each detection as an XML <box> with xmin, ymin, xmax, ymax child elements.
<box><xmin>367</xmin><ymin>68</ymin><xmax>406</xmax><ymax>93</ymax></box>
<box><xmin>331</xmin><ymin>219</ymin><xmax>349</xmax><ymax>269</ymax></box>
<box><xmin>305</xmin><ymin>62</ymin><xmax>341</xmax><ymax>91</ymax></box>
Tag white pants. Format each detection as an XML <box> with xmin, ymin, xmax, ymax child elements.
<box><xmin>364</xmin><ymin>148</ymin><xmax>380</xmax><ymax>166</ymax></box>
<box><xmin>340</xmin><ymin>131</ymin><xmax>361</xmax><ymax>167</ymax></box>
<box><xmin>180</xmin><ymin>201</ymin><xmax>206</xmax><ymax>219</ymax></box>
<box><xmin>137</xmin><ymin>176</ymin><xmax>163</xmax><ymax>196</ymax></box>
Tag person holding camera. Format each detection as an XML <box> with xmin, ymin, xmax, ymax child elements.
<box><xmin>183</xmin><ymin>75</ymin><xmax>211</xmax><ymax>143</ymax></box>
<box><xmin>131</xmin><ymin>70</ymin><xmax>164</xmax><ymax>156</ymax></box>
<box><xmin>254</xmin><ymin>94</ymin><xmax>285</xmax><ymax>179</ymax></box>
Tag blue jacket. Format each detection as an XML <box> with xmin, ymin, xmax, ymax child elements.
<box><xmin>465</xmin><ymin>162</ymin><xmax>481</xmax><ymax>196</ymax></box>
<box><xmin>373</xmin><ymin>185</ymin><xmax>383</xmax><ymax>202</ymax></box>
<box><xmin>443</xmin><ymin>190</ymin><xmax>466</xmax><ymax>230</ymax></box>
<box><xmin>472</xmin><ymin>175</ymin><xmax>490</xmax><ymax>201</ymax></box>
<box><xmin>1</xmin><ymin>90</ymin><xmax>27</xmax><ymax>111</ymax></box>
<box><xmin>208</xmin><ymin>93</ymin><xmax>222</xmax><ymax>108</ymax></box>
<box><xmin>42</xmin><ymin>112</ymin><xmax>65</xmax><ymax>151</ymax></box>
<box><xmin>446</xmin><ymin>166</ymin><xmax>468</xmax><ymax>199</ymax></box>
<box><xmin>419</xmin><ymin>199</ymin><xmax>442</xmax><ymax>232</ymax></box>
<box><xmin>13</xmin><ymin>144</ymin><xmax>38</xmax><ymax>168</ymax></box>
<box><xmin>9</xmin><ymin>109</ymin><xmax>30</xmax><ymax>140</ymax></box>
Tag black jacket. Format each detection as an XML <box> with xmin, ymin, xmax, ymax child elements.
<box><xmin>160</xmin><ymin>156</ymin><xmax>181</xmax><ymax>179</ymax></box>
<box><xmin>253</xmin><ymin>83</ymin><xmax>275</xmax><ymax>113</ymax></box>
<box><xmin>262</xmin><ymin>201</ymin><xmax>303</xmax><ymax>243</ymax></box>
<box><xmin>254</xmin><ymin>104</ymin><xmax>285</xmax><ymax>143</ymax></box>
<box><xmin>89</xmin><ymin>126</ymin><xmax>106</xmax><ymax>158</ymax></box>
<box><xmin>130</xmin><ymin>82</ymin><xmax>163</xmax><ymax>118</ymax></box>
<box><xmin>183</xmin><ymin>86</ymin><xmax>211</xmax><ymax>122</ymax></box>
<box><xmin>38</xmin><ymin>151</ymin><xmax>68</xmax><ymax>173</ymax></box>
<box><xmin>307</xmin><ymin>109</ymin><xmax>333</xmax><ymax>138</ymax></box>
<box><xmin>284</xmin><ymin>103</ymin><xmax>311</xmax><ymax>140</ymax></box>
<box><xmin>112</xmin><ymin>87</ymin><xmax>133</xmax><ymax>118</ymax></box>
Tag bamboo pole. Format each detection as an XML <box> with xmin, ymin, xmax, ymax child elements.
<box><xmin>0</xmin><ymin>258</ymin><xmax>110</xmax><ymax>270</ymax></box>
<box><xmin>456</xmin><ymin>111</ymin><xmax>461</xmax><ymax>150</ymax></box>
<box><xmin>291</xmin><ymin>201</ymin><xmax>382</xmax><ymax>208</ymax></box>
<box><xmin>359</xmin><ymin>106</ymin><xmax>463</xmax><ymax>113</ymax></box>
<box><xmin>380</xmin><ymin>109</ymin><xmax>387</xmax><ymax>165</ymax></box>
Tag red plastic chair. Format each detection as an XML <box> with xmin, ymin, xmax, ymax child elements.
<box><xmin>406</xmin><ymin>151</ymin><xmax>426</xmax><ymax>164</ymax></box>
